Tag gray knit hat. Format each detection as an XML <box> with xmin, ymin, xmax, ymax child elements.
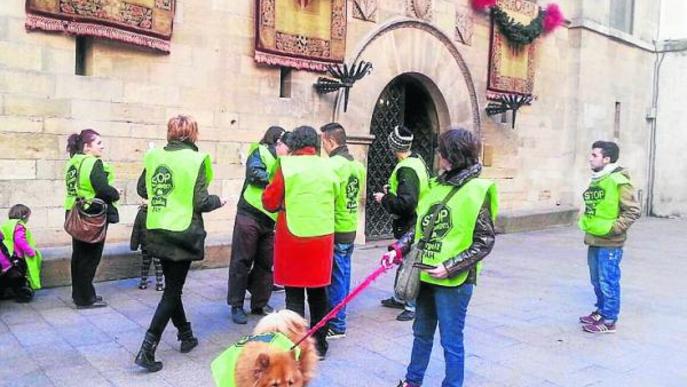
<box><xmin>388</xmin><ymin>125</ymin><xmax>413</xmax><ymax>152</ymax></box>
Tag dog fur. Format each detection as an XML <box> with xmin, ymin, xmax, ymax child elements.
<box><xmin>234</xmin><ymin>309</ymin><xmax>318</xmax><ymax>387</ymax></box>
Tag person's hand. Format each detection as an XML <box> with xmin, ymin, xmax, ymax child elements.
<box><xmin>381</xmin><ymin>251</ymin><xmax>397</xmax><ymax>268</ymax></box>
<box><xmin>383</xmin><ymin>184</ymin><xmax>389</xmax><ymax>194</ymax></box>
<box><xmin>373</xmin><ymin>192</ymin><xmax>385</xmax><ymax>203</ymax></box>
<box><xmin>426</xmin><ymin>264</ymin><xmax>449</xmax><ymax>279</ymax></box>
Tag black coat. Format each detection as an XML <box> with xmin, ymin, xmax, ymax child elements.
<box><xmin>136</xmin><ymin>141</ymin><xmax>223</xmax><ymax>262</ymax></box>
<box><xmin>90</xmin><ymin>159</ymin><xmax>120</xmax><ymax>224</ymax></box>
<box><xmin>130</xmin><ymin>204</ymin><xmax>147</xmax><ymax>251</ymax></box>
<box><xmin>235</xmin><ymin>144</ymin><xmax>277</xmax><ymax>228</ymax></box>
<box><xmin>381</xmin><ymin>153</ymin><xmax>428</xmax><ymax>239</ymax></box>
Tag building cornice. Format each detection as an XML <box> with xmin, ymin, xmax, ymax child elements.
<box><xmin>568</xmin><ymin>18</ymin><xmax>656</xmax><ymax>53</ymax></box>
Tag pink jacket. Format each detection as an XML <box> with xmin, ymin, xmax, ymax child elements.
<box><xmin>13</xmin><ymin>224</ymin><xmax>35</xmax><ymax>258</ymax></box>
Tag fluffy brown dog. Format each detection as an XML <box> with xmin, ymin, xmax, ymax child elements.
<box><xmin>233</xmin><ymin>310</ymin><xmax>318</xmax><ymax>387</ymax></box>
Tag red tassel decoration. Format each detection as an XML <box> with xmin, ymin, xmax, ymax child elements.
<box><xmin>542</xmin><ymin>3</ymin><xmax>565</xmax><ymax>33</ymax></box>
<box><xmin>471</xmin><ymin>0</ymin><xmax>497</xmax><ymax>12</ymax></box>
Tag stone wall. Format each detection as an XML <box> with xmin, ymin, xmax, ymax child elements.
<box><xmin>0</xmin><ymin>0</ymin><xmax>666</xmax><ymax>247</ymax></box>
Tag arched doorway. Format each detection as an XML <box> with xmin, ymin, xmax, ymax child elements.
<box><xmin>365</xmin><ymin>74</ymin><xmax>440</xmax><ymax>240</ymax></box>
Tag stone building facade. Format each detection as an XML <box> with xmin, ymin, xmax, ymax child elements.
<box><xmin>0</xmin><ymin>0</ymin><xmax>677</xmax><ymax>249</ymax></box>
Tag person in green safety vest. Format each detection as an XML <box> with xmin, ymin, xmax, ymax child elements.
<box><xmin>373</xmin><ymin>125</ymin><xmax>430</xmax><ymax>322</ymax></box>
<box><xmin>228</xmin><ymin>126</ymin><xmax>285</xmax><ymax>325</ymax></box>
<box><xmin>319</xmin><ymin>122</ymin><xmax>366</xmax><ymax>340</ymax></box>
<box><xmin>0</xmin><ymin>204</ymin><xmax>40</xmax><ymax>302</ymax></box>
<box><xmin>134</xmin><ymin>115</ymin><xmax>227</xmax><ymax>373</ymax></box>
<box><xmin>389</xmin><ymin>128</ymin><xmax>497</xmax><ymax>387</ymax></box>
<box><xmin>578</xmin><ymin>141</ymin><xmax>640</xmax><ymax>334</ymax></box>
<box><xmin>64</xmin><ymin>129</ymin><xmax>120</xmax><ymax>309</ymax></box>
<box><xmin>262</xmin><ymin>125</ymin><xmax>339</xmax><ymax>360</ymax></box>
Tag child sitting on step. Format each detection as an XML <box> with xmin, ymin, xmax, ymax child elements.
<box><xmin>131</xmin><ymin>203</ymin><xmax>164</xmax><ymax>291</ymax></box>
<box><xmin>0</xmin><ymin>204</ymin><xmax>42</xmax><ymax>302</ymax></box>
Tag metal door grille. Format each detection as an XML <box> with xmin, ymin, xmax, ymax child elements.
<box><xmin>364</xmin><ymin>77</ymin><xmax>437</xmax><ymax>240</ymax></box>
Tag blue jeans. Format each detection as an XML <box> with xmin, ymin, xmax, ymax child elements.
<box><xmin>406</xmin><ymin>283</ymin><xmax>473</xmax><ymax>387</ymax></box>
<box><xmin>587</xmin><ymin>246</ymin><xmax>623</xmax><ymax>322</ymax></box>
<box><xmin>327</xmin><ymin>243</ymin><xmax>354</xmax><ymax>333</ymax></box>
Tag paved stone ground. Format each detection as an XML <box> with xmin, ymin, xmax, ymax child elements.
<box><xmin>0</xmin><ymin>218</ymin><xmax>685</xmax><ymax>387</ymax></box>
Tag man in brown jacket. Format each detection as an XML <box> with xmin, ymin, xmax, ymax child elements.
<box><xmin>578</xmin><ymin>141</ymin><xmax>641</xmax><ymax>333</ymax></box>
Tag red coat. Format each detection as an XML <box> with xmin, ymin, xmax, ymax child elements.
<box><xmin>262</xmin><ymin>147</ymin><xmax>333</xmax><ymax>288</ymax></box>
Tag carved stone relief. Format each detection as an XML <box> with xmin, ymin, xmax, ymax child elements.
<box><xmin>406</xmin><ymin>0</ymin><xmax>432</xmax><ymax>22</ymax></box>
<box><xmin>455</xmin><ymin>5</ymin><xmax>473</xmax><ymax>46</ymax></box>
<box><xmin>352</xmin><ymin>0</ymin><xmax>378</xmax><ymax>22</ymax></box>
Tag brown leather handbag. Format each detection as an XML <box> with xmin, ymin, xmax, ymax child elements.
<box><xmin>63</xmin><ymin>158</ymin><xmax>108</xmax><ymax>243</ymax></box>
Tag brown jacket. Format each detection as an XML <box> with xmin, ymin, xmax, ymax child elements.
<box><xmin>584</xmin><ymin>168</ymin><xmax>641</xmax><ymax>247</ymax></box>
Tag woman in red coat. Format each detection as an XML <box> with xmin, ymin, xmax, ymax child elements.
<box><xmin>262</xmin><ymin>125</ymin><xmax>338</xmax><ymax>359</ymax></box>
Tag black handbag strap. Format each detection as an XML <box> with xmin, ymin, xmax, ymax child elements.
<box><xmin>417</xmin><ymin>186</ymin><xmax>460</xmax><ymax>249</ymax></box>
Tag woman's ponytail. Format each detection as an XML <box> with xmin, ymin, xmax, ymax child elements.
<box><xmin>66</xmin><ymin>133</ymin><xmax>83</xmax><ymax>157</ymax></box>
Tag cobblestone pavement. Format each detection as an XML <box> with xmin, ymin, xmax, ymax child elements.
<box><xmin>0</xmin><ymin>218</ymin><xmax>685</xmax><ymax>386</ymax></box>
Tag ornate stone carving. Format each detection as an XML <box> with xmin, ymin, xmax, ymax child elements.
<box><xmin>455</xmin><ymin>5</ymin><xmax>473</xmax><ymax>46</ymax></box>
<box><xmin>346</xmin><ymin>19</ymin><xmax>482</xmax><ymax>133</ymax></box>
<box><xmin>352</xmin><ymin>0</ymin><xmax>378</xmax><ymax>22</ymax></box>
<box><xmin>406</xmin><ymin>0</ymin><xmax>432</xmax><ymax>22</ymax></box>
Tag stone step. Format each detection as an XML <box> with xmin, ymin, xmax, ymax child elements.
<box><xmin>39</xmin><ymin>237</ymin><xmax>230</xmax><ymax>288</ymax></box>
<box><xmin>36</xmin><ymin>208</ymin><xmax>578</xmax><ymax>288</ymax></box>
<box><xmin>495</xmin><ymin>206</ymin><xmax>578</xmax><ymax>234</ymax></box>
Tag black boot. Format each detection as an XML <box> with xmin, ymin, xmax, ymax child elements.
<box><xmin>135</xmin><ymin>331</ymin><xmax>163</xmax><ymax>372</ymax></box>
<box><xmin>177</xmin><ymin>322</ymin><xmax>198</xmax><ymax>353</ymax></box>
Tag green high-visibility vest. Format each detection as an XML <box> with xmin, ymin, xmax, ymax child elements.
<box><xmin>144</xmin><ymin>148</ymin><xmax>214</xmax><ymax>232</ymax></box>
<box><xmin>64</xmin><ymin>154</ymin><xmax>115</xmax><ymax>210</ymax></box>
<box><xmin>242</xmin><ymin>144</ymin><xmax>278</xmax><ymax>221</ymax></box>
<box><xmin>1</xmin><ymin>219</ymin><xmax>42</xmax><ymax>289</ymax></box>
<box><xmin>211</xmin><ymin>332</ymin><xmax>300</xmax><ymax>387</ymax></box>
<box><xmin>578</xmin><ymin>172</ymin><xmax>629</xmax><ymax>236</ymax></box>
<box><xmin>414</xmin><ymin>178</ymin><xmax>498</xmax><ymax>287</ymax></box>
<box><xmin>281</xmin><ymin>155</ymin><xmax>338</xmax><ymax>237</ymax></box>
<box><xmin>388</xmin><ymin>156</ymin><xmax>430</xmax><ymax>199</ymax></box>
<box><xmin>329</xmin><ymin>155</ymin><xmax>366</xmax><ymax>233</ymax></box>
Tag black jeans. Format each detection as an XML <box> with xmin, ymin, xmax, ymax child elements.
<box><xmin>227</xmin><ymin>213</ymin><xmax>274</xmax><ymax>310</ymax></box>
<box><xmin>285</xmin><ymin>286</ymin><xmax>328</xmax><ymax>354</ymax></box>
<box><xmin>71</xmin><ymin>238</ymin><xmax>105</xmax><ymax>306</ymax></box>
<box><xmin>147</xmin><ymin>260</ymin><xmax>191</xmax><ymax>338</ymax></box>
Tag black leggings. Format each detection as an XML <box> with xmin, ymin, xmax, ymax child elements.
<box><xmin>71</xmin><ymin>238</ymin><xmax>105</xmax><ymax>306</ymax></box>
<box><xmin>285</xmin><ymin>286</ymin><xmax>328</xmax><ymax>352</ymax></box>
<box><xmin>147</xmin><ymin>260</ymin><xmax>191</xmax><ymax>338</ymax></box>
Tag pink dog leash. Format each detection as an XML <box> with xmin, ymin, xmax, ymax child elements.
<box><xmin>291</xmin><ymin>251</ymin><xmax>399</xmax><ymax>349</ymax></box>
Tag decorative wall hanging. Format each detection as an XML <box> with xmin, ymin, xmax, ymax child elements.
<box><xmin>479</xmin><ymin>0</ymin><xmax>563</xmax><ymax>99</ymax></box>
<box><xmin>255</xmin><ymin>0</ymin><xmax>347</xmax><ymax>72</ymax></box>
<box><xmin>353</xmin><ymin>0</ymin><xmax>378</xmax><ymax>22</ymax></box>
<box><xmin>25</xmin><ymin>0</ymin><xmax>175</xmax><ymax>53</ymax></box>
<box><xmin>314</xmin><ymin>61</ymin><xmax>373</xmax><ymax>112</ymax></box>
<box><xmin>406</xmin><ymin>0</ymin><xmax>433</xmax><ymax>22</ymax></box>
<box><xmin>455</xmin><ymin>5</ymin><xmax>473</xmax><ymax>46</ymax></box>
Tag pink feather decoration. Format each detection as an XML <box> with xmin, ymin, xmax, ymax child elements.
<box><xmin>543</xmin><ymin>3</ymin><xmax>565</xmax><ymax>33</ymax></box>
<box><xmin>471</xmin><ymin>0</ymin><xmax>497</xmax><ymax>11</ymax></box>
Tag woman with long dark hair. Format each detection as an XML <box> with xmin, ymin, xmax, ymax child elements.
<box><xmin>64</xmin><ymin>129</ymin><xmax>120</xmax><ymax>309</ymax></box>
